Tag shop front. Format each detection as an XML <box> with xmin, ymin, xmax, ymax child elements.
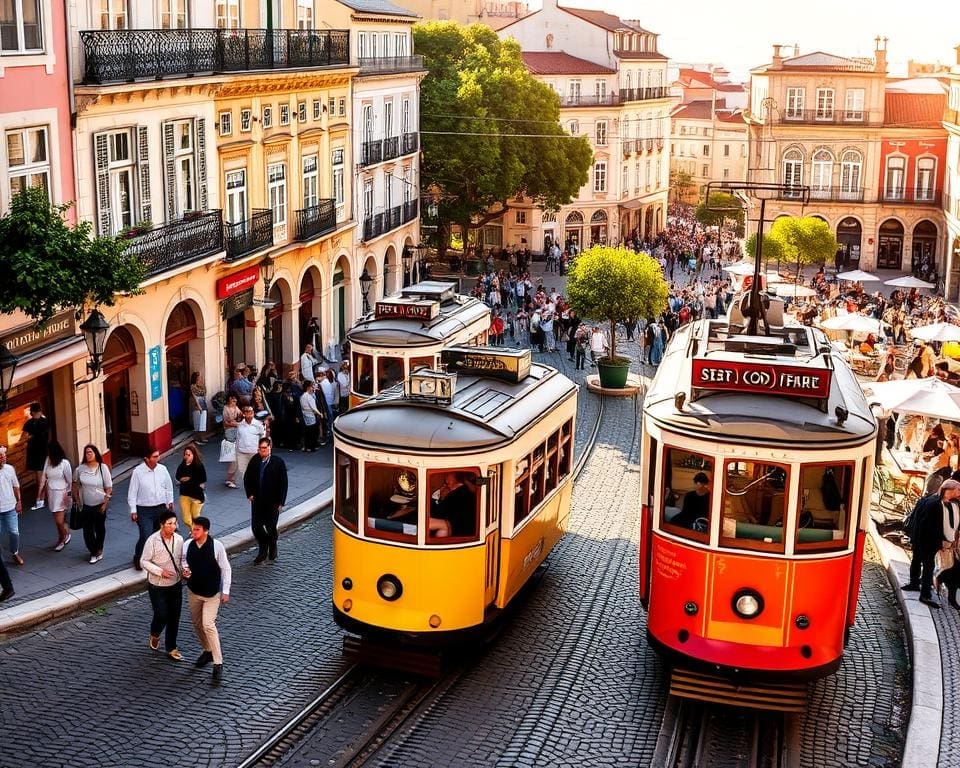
<box><xmin>911</xmin><ymin>219</ymin><xmax>938</xmax><ymax>280</ymax></box>
<box><xmin>164</xmin><ymin>302</ymin><xmax>200</xmax><ymax>439</ymax></box>
<box><xmin>877</xmin><ymin>219</ymin><xmax>905</xmax><ymax>269</ymax></box>
<box><xmin>836</xmin><ymin>217</ymin><xmax>862</xmax><ymax>268</ymax></box>
<box><xmin>101</xmin><ymin>325</ymin><xmax>140</xmax><ymax>463</ymax></box>
<box><xmin>217</xmin><ymin>266</ymin><xmax>259</xmax><ymax>378</ymax></box>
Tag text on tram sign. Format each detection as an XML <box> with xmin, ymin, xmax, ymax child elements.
<box><xmin>374</xmin><ymin>300</ymin><xmax>440</xmax><ymax>320</ymax></box>
<box><xmin>691</xmin><ymin>359</ymin><xmax>831</xmax><ymax>398</ymax></box>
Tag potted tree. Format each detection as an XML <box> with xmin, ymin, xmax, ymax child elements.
<box><xmin>567</xmin><ymin>245</ymin><xmax>669</xmax><ymax>388</ymax></box>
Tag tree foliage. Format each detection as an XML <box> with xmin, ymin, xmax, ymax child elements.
<box><xmin>566</xmin><ymin>246</ymin><xmax>669</xmax><ymax>361</ymax></box>
<box><xmin>0</xmin><ymin>186</ymin><xmax>144</xmax><ymax>324</ymax></box>
<box><xmin>744</xmin><ymin>232</ymin><xmax>784</xmax><ymax>264</ymax></box>
<box><xmin>695</xmin><ymin>192</ymin><xmax>744</xmax><ymax>235</ymax></box>
<box><xmin>414</xmin><ymin>22</ymin><xmax>593</xmax><ymax>253</ymax></box>
<box><xmin>769</xmin><ymin>216</ymin><xmax>838</xmax><ymax>267</ymax></box>
<box><xmin>670</xmin><ymin>169</ymin><xmax>695</xmax><ymax>202</ymax></box>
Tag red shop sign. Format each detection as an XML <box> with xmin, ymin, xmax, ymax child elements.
<box><xmin>216</xmin><ymin>266</ymin><xmax>261</xmax><ymax>300</ymax></box>
<box><xmin>691</xmin><ymin>359</ymin><xmax>831</xmax><ymax>399</ymax></box>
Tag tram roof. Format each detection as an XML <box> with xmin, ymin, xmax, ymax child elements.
<box><xmin>643</xmin><ymin>319</ymin><xmax>876</xmax><ymax>445</ymax></box>
<box><xmin>346</xmin><ymin>284</ymin><xmax>490</xmax><ymax>348</ymax></box>
<box><xmin>334</xmin><ymin>362</ymin><xmax>578</xmax><ymax>451</ymax></box>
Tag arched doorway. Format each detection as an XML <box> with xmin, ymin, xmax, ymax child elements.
<box><xmin>644</xmin><ymin>207</ymin><xmax>654</xmax><ymax>239</ymax></box>
<box><xmin>102</xmin><ymin>326</ymin><xmax>139</xmax><ymax>462</ymax></box>
<box><xmin>877</xmin><ymin>219</ymin><xmax>904</xmax><ymax>270</ymax></box>
<box><xmin>384</xmin><ymin>246</ymin><xmax>399</xmax><ymax>295</ymax></box>
<box><xmin>299</xmin><ymin>269</ymin><xmax>322</xmax><ymax>358</ymax></box>
<box><xmin>564</xmin><ymin>211</ymin><xmax>583</xmax><ymax>249</ymax></box>
<box><xmin>164</xmin><ymin>303</ymin><xmax>199</xmax><ymax>435</ymax></box>
<box><xmin>268</xmin><ymin>282</ymin><xmax>284</xmax><ymax>367</ymax></box>
<box><xmin>836</xmin><ymin>217</ymin><xmax>862</xmax><ymax>268</ymax></box>
<box><xmin>911</xmin><ymin>220</ymin><xmax>938</xmax><ymax>280</ymax></box>
<box><xmin>590</xmin><ymin>210</ymin><xmax>608</xmax><ymax>246</ymax></box>
<box><xmin>333</xmin><ymin>255</ymin><xmax>351</xmax><ymax>352</ymax></box>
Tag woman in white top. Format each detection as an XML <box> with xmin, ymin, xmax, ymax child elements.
<box><xmin>37</xmin><ymin>440</ymin><xmax>72</xmax><ymax>551</ymax></box>
<box><xmin>73</xmin><ymin>443</ymin><xmax>113</xmax><ymax>564</ymax></box>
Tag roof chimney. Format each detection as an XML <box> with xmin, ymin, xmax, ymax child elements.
<box><xmin>772</xmin><ymin>44</ymin><xmax>783</xmax><ymax>69</ymax></box>
<box><xmin>875</xmin><ymin>35</ymin><xmax>888</xmax><ymax>73</ymax></box>
<box><xmin>792</xmin><ymin>44</ymin><xmax>799</xmax><ymax>57</ymax></box>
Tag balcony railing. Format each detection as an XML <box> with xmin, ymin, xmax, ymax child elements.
<box><xmin>224</xmin><ymin>209</ymin><xmax>273</xmax><ymax>260</ymax></box>
<box><xmin>361</xmin><ymin>139</ymin><xmax>383</xmax><ymax>166</ymax></box>
<box><xmin>644</xmin><ymin>138</ymin><xmax>654</xmax><ymax>152</ymax></box>
<box><xmin>780</xmin><ymin>187</ymin><xmax>865</xmax><ymax>203</ymax></box>
<box><xmin>362</xmin><ymin>212</ymin><xmax>385</xmax><ymax>242</ymax></box>
<box><xmin>402</xmin><ymin>132</ymin><xmax>418</xmax><ymax>155</ymax></box>
<box><xmin>356</xmin><ymin>54</ymin><xmax>425</xmax><ymax>75</ymax></box>
<box><xmin>126</xmin><ymin>210</ymin><xmax>224</xmax><ymax>278</ymax></box>
<box><xmin>382</xmin><ymin>136</ymin><xmax>400</xmax><ymax>162</ymax></box>
<box><xmin>559</xmin><ymin>93</ymin><xmax>621</xmax><ymax>107</ymax></box>
<box><xmin>619</xmin><ymin>86</ymin><xmax>669</xmax><ymax>102</ymax></box>
<box><xmin>879</xmin><ymin>188</ymin><xmax>942</xmax><ymax>206</ymax></box>
<box><xmin>777</xmin><ymin>109</ymin><xmax>882</xmax><ymax>126</ymax></box>
<box><xmin>80</xmin><ymin>28</ymin><xmax>350</xmax><ymax>84</ymax></box>
<box><xmin>362</xmin><ymin>200</ymin><xmax>418</xmax><ymax>242</ymax></box>
<box><xmin>294</xmin><ymin>199</ymin><xmax>337</xmax><ymax>241</ymax></box>
<box><xmin>403</xmin><ymin>198</ymin><xmax>419</xmax><ymax>223</ymax></box>
<box><xmin>623</xmin><ymin>140</ymin><xmax>635</xmax><ymax>157</ymax></box>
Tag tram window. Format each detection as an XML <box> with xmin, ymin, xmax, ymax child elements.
<box><xmin>334</xmin><ymin>451</ymin><xmax>359</xmax><ymax>532</ymax></box>
<box><xmin>720</xmin><ymin>460</ymin><xmax>789</xmax><ymax>553</ymax></box>
<box><xmin>545</xmin><ymin>432</ymin><xmax>560</xmax><ymax>495</ymax></box>
<box><xmin>514</xmin><ymin>457</ymin><xmax>531</xmax><ymax>525</ymax></box>
<box><xmin>531</xmin><ymin>444</ymin><xmax>546</xmax><ymax>508</ymax></box>
<box><xmin>426</xmin><ymin>468</ymin><xmax>480</xmax><ymax>543</ymax></box>
<box><xmin>410</xmin><ymin>355</ymin><xmax>434</xmax><ymax>373</ymax></box>
<box><xmin>558</xmin><ymin>420</ymin><xmax>573</xmax><ymax>477</ymax></box>
<box><xmin>795</xmin><ymin>462</ymin><xmax>853</xmax><ymax>551</ymax></box>
<box><xmin>661</xmin><ymin>448</ymin><xmax>713</xmax><ymax>541</ymax></box>
<box><xmin>377</xmin><ymin>357</ymin><xmax>404</xmax><ymax>393</ymax></box>
<box><xmin>364</xmin><ymin>464</ymin><xmax>418</xmax><ymax>543</ymax></box>
<box><xmin>354</xmin><ymin>353</ymin><xmax>373</xmax><ymax>396</ymax></box>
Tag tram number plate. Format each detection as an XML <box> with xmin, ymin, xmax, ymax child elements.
<box><xmin>692</xmin><ymin>360</ymin><xmax>831</xmax><ymax>398</ymax></box>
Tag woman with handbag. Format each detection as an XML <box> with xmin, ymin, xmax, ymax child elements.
<box><xmin>140</xmin><ymin>509</ymin><xmax>186</xmax><ymax>660</ymax></box>
<box><xmin>189</xmin><ymin>372</ymin><xmax>208</xmax><ymax>445</ymax></box>
<box><xmin>37</xmin><ymin>441</ymin><xmax>72</xmax><ymax>552</ymax></box>
<box><xmin>73</xmin><ymin>444</ymin><xmax>113</xmax><ymax>564</ymax></box>
<box><xmin>221</xmin><ymin>393</ymin><xmax>242</xmax><ymax>488</ymax></box>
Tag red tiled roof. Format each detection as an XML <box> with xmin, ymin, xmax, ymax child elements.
<box><xmin>671</xmin><ymin>101</ymin><xmax>713</xmax><ymax>120</ymax></box>
<box><xmin>560</xmin><ymin>6</ymin><xmax>646</xmax><ymax>32</ymax></box>
<box><xmin>676</xmin><ymin>67</ymin><xmax>745</xmax><ymax>91</ymax></box>
<box><xmin>716</xmin><ymin>109</ymin><xmax>746</xmax><ymax>124</ymax></box>
<box><xmin>884</xmin><ymin>92</ymin><xmax>946</xmax><ymax>128</ymax></box>
<box><xmin>521</xmin><ymin>51</ymin><xmax>616</xmax><ymax>75</ymax></box>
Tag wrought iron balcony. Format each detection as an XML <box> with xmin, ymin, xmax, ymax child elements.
<box><xmin>622</xmin><ymin>140</ymin><xmax>635</xmax><ymax>157</ymax></box>
<box><xmin>224</xmin><ymin>209</ymin><xmax>273</xmax><ymax>260</ymax></box>
<box><xmin>619</xmin><ymin>86</ymin><xmax>669</xmax><ymax>102</ymax></box>
<box><xmin>125</xmin><ymin>210</ymin><xmax>224</xmax><ymax>278</ymax></box>
<box><xmin>356</xmin><ymin>55</ymin><xmax>425</xmax><ymax>75</ymax></box>
<box><xmin>362</xmin><ymin>212</ymin><xmax>385</xmax><ymax>242</ymax></box>
<box><xmin>402</xmin><ymin>198</ymin><xmax>419</xmax><ymax>223</ymax></box>
<box><xmin>382</xmin><ymin>136</ymin><xmax>400</xmax><ymax>162</ymax></box>
<box><xmin>362</xmin><ymin>200</ymin><xmax>418</xmax><ymax>242</ymax></box>
<box><xmin>780</xmin><ymin>187</ymin><xmax>865</xmax><ymax>203</ymax></box>
<box><xmin>777</xmin><ymin>109</ymin><xmax>882</xmax><ymax>126</ymax></box>
<box><xmin>879</xmin><ymin>188</ymin><xmax>942</xmax><ymax>205</ymax></box>
<box><xmin>644</xmin><ymin>138</ymin><xmax>654</xmax><ymax>152</ymax></box>
<box><xmin>294</xmin><ymin>199</ymin><xmax>337</xmax><ymax>242</ymax></box>
<box><xmin>361</xmin><ymin>139</ymin><xmax>383</xmax><ymax>166</ymax></box>
<box><xmin>559</xmin><ymin>93</ymin><xmax>622</xmax><ymax>107</ymax></box>
<box><xmin>401</xmin><ymin>132</ymin><xmax>418</xmax><ymax>155</ymax></box>
<box><xmin>80</xmin><ymin>28</ymin><xmax>350</xmax><ymax>84</ymax></box>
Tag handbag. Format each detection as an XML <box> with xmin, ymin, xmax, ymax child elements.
<box><xmin>69</xmin><ymin>498</ymin><xmax>84</xmax><ymax>530</ymax></box>
<box><xmin>219</xmin><ymin>438</ymin><xmax>236</xmax><ymax>463</ymax></box>
<box><xmin>192</xmin><ymin>409</ymin><xmax>208</xmax><ymax>432</ymax></box>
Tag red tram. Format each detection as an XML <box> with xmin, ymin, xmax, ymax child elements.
<box><xmin>639</xmin><ymin>303</ymin><xmax>877</xmax><ymax>686</ymax></box>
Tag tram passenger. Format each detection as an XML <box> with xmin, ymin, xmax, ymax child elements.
<box><xmin>671</xmin><ymin>472</ymin><xmax>711</xmax><ymax>530</ymax></box>
<box><xmin>428</xmin><ymin>472</ymin><xmax>477</xmax><ymax>538</ymax></box>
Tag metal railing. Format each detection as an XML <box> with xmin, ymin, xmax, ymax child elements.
<box><xmin>623</xmin><ymin>140</ymin><xmax>635</xmax><ymax>157</ymax></box>
<box><xmin>559</xmin><ymin>93</ymin><xmax>621</xmax><ymax>107</ymax></box>
<box><xmin>356</xmin><ymin>54</ymin><xmax>424</xmax><ymax>75</ymax></box>
<box><xmin>362</xmin><ymin>200</ymin><xmax>418</xmax><ymax>242</ymax></box>
<box><xmin>619</xmin><ymin>86</ymin><xmax>669</xmax><ymax>102</ymax></box>
<box><xmin>780</xmin><ymin>187</ymin><xmax>865</xmax><ymax>202</ymax></box>
<box><xmin>362</xmin><ymin>212</ymin><xmax>385</xmax><ymax>242</ymax></box>
<box><xmin>360</xmin><ymin>139</ymin><xmax>382</xmax><ymax>166</ymax></box>
<box><xmin>382</xmin><ymin>136</ymin><xmax>400</xmax><ymax>162</ymax></box>
<box><xmin>777</xmin><ymin>109</ymin><xmax>882</xmax><ymax>126</ymax></box>
<box><xmin>401</xmin><ymin>132</ymin><xmax>418</xmax><ymax>155</ymax></box>
<box><xmin>402</xmin><ymin>198</ymin><xmax>418</xmax><ymax>223</ymax></box>
<box><xmin>224</xmin><ymin>209</ymin><xmax>273</xmax><ymax>260</ymax></box>
<box><xmin>126</xmin><ymin>210</ymin><xmax>224</xmax><ymax>278</ymax></box>
<box><xmin>879</xmin><ymin>188</ymin><xmax>942</xmax><ymax>205</ymax></box>
<box><xmin>80</xmin><ymin>27</ymin><xmax>350</xmax><ymax>84</ymax></box>
<box><xmin>294</xmin><ymin>199</ymin><xmax>337</xmax><ymax>242</ymax></box>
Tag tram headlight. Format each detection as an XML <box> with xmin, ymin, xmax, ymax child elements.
<box><xmin>342</xmin><ymin>577</ymin><xmax>353</xmax><ymax>591</ymax></box>
<box><xmin>429</xmin><ymin>615</ymin><xmax>442</xmax><ymax>628</ymax></box>
<box><xmin>377</xmin><ymin>574</ymin><xmax>403</xmax><ymax>602</ymax></box>
<box><xmin>731</xmin><ymin>588</ymin><xmax>764</xmax><ymax>620</ymax></box>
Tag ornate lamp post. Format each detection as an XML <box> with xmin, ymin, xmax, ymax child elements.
<box><xmin>75</xmin><ymin>308</ymin><xmax>110</xmax><ymax>387</ymax></box>
<box><xmin>0</xmin><ymin>343</ymin><xmax>19</xmax><ymax>411</ymax></box>
<box><xmin>359</xmin><ymin>268</ymin><xmax>373</xmax><ymax>314</ymax></box>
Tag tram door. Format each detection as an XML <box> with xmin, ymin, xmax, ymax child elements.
<box><xmin>484</xmin><ymin>464</ymin><xmax>502</xmax><ymax>606</ymax></box>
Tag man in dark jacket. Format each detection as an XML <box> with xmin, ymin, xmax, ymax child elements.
<box><xmin>243</xmin><ymin>437</ymin><xmax>288</xmax><ymax>564</ymax></box>
<box><xmin>904</xmin><ymin>479</ymin><xmax>960</xmax><ymax>608</ymax></box>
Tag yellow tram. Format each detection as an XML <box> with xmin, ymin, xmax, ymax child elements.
<box><xmin>332</xmin><ymin>346</ymin><xmax>578</xmax><ymax>643</ymax></box>
<box><xmin>347</xmin><ymin>281</ymin><xmax>490</xmax><ymax>408</ymax></box>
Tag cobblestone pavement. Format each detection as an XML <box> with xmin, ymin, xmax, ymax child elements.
<box><xmin>931</xmin><ymin>580</ymin><xmax>960</xmax><ymax>767</ymax></box>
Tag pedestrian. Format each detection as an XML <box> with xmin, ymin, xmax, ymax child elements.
<box><xmin>228</xmin><ymin>366</ymin><xmax>254</xmax><ymax>404</ymax></box>
<box><xmin>566</xmin><ymin>310</ymin><xmax>581</xmax><ymax>361</ymax></box>
<box><xmin>37</xmin><ymin>440</ymin><xmax>72</xmax><ymax>551</ymax></box>
<box><xmin>589</xmin><ymin>326</ymin><xmax>608</xmax><ymax>366</ymax></box>
<box><xmin>0</xmin><ymin>445</ymin><xmax>23</xmax><ymax>568</ymax></box>
<box><xmin>337</xmin><ymin>362</ymin><xmax>351</xmax><ymax>415</ymax></box>
<box><xmin>221</xmin><ymin>393</ymin><xmax>242</xmax><ymax>488</ymax></box>
<box><xmin>128</xmin><ymin>446</ymin><xmax>174</xmax><ymax>570</ymax></box>
<box><xmin>575</xmin><ymin>326</ymin><xmax>588</xmax><ymax>370</ymax></box>
<box><xmin>299</xmin><ymin>381</ymin><xmax>323</xmax><ymax>452</ymax></box>
<box><xmin>300</xmin><ymin>342</ymin><xmax>319</xmax><ymax>385</ymax></box>
<box><xmin>175</xmin><ymin>443</ymin><xmax>207</xmax><ymax>529</ymax></box>
<box><xmin>140</xmin><ymin>509</ymin><xmax>185</xmax><ymax>660</ymax></box>
<box><xmin>189</xmin><ymin>372</ymin><xmax>209</xmax><ymax>445</ymax></box>
<box><xmin>235</xmin><ymin>405</ymin><xmax>267</xmax><ymax>481</ymax></box>
<box><xmin>278</xmin><ymin>381</ymin><xmax>303</xmax><ymax>450</ymax></box>
<box><xmin>319</xmin><ymin>369</ymin><xmax>338</xmax><ymax>442</ymax></box>
<box><xmin>244</xmin><ymin>437</ymin><xmax>288</xmax><ymax>564</ymax></box>
<box><xmin>903</xmin><ymin>479</ymin><xmax>960</xmax><ymax>608</ymax></box>
<box><xmin>22</xmin><ymin>402</ymin><xmax>49</xmax><ymax>509</ymax></box>
<box><xmin>73</xmin><ymin>444</ymin><xmax>112</xmax><ymax>564</ymax></box>
<box><xmin>180</xmin><ymin>516</ymin><xmax>231</xmax><ymax>686</ymax></box>
<box><xmin>649</xmin><ymin>319</ymin><xmax>665</xmax><ymax>366</ymax></box>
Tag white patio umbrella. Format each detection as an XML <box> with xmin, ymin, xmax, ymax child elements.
<box><xmin>836</xmin><ymin>269</ymin><xmax>880</xmax><ymax>282</ymax></box>
<box><xmin>774</xmin><ymin>283</ymin><xmax>818</xmax><ymax>298</ymax></box>
<box><xmin>884</xmin><ymin>275</ymin><xmax>936</xmax><ymax>289</ymax></box>
<box><xmin>722</xmin><ymin>261</ymin><xmax>756</xmax><ymax>276</ymax></box>
<box><xmin>908</xmin><ymin>322</ymin><xmax>960</xmax><ymax>343</ymax></box>
<box><xmin>862</xmin><ymin>377</ymin><xmax>960</xmax><ymax>421</ymax></box>
<box><xmin>819</xmin><ymin>313</ymin><xmax>882</xmax><ymax>334</ymax></box>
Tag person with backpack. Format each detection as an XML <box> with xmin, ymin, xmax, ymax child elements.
<box><xmin>903</xmin><ymin>479</ymin><xmax>960</xmax><ymax>608</ymax></box>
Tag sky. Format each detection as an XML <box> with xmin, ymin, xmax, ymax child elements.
<box><xmin>534</xmin><ymin>0</ymin><xmax>960</xmax><ymax>81</ymax></box>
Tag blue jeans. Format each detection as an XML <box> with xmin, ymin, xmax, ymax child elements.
<box><xmin>134</xmin><ymin>504</ymin><xmax>164</xmax><ymax>563</ymax></box>
<box><xmin>0</xmin><ymin>508</ymin><xmax>19</xmax><ymax>556</ymax></box>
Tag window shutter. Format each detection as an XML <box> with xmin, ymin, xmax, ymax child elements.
<box><xmin>94</xmin><ymin>132</ymin><xmax>111</xmax><ymax>236</ymax></box>
<box><xmin>195</xmin><ymin>118</ymin><xmax>208</xmax><ymax>211</ymax></box>
<box><xmin>137</xmin><ymin>126</ymin><xmax>152</xmax><ymax>224</ymax></box>
<box><xmin>163</xmin><ymin>122</ymin><xmax>176</xmax><ymax>222</ymax></box>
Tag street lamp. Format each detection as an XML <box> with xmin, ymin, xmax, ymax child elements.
<box><xmin>401</xmin><ymin>245</ymin><xmax>413</xmax><ymax>288</ymax></box>
<box><xmin>260</xmin><ymin>255</ymin><xmax>276</xmax><ymax>366</ymax></box>
<box><xmin>75</xmin><ymin>308</ymin><xmax>110</xmax><ymax>386</ymax></box>
<box><xmin>359</xmin><ymin>268</ymin><xmax>373</xmax><ymax>314</ymax></box>
<box><xmin>0</xmin><ymin>342</ymin><xmax>19</xmax><ymax>412</ymax></box>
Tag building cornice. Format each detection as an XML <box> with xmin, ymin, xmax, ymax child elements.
<box><xmin>212</xmin><ymin>70</ymin><xmax>355</xmax><ymax>99</ymax></box>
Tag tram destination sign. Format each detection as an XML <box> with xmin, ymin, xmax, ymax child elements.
<box><xmin>691</xmin><ymin>359</ymin><xmax>831</xmax><ymax>399</ymax></box>
<box><xmin>441</xmin><ymin>346</ymin><xmax>531</xmax><ymax>383</ymax></box>
<box><xmin>374</xmin><ymin>299</ymin><xmax>440</xmax><ymax>321</ymax></box>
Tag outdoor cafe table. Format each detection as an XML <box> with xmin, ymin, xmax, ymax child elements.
<box><xmin>888</xmin><ymin>450</ymin><xmax>933</xmax><ymax>495</ymax></box>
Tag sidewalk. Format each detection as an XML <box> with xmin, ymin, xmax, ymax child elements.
<box><xmin>0</xmin><ymin>436</ymin><xmax>333</xmax><ymax>633</ymax></box>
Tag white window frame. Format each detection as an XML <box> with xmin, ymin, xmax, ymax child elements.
<box><xmin>239</xmin><ymin>109</ymin><xmax>251</xmax><ymax>133</ymax></box>
<box><xmin>215</xmin><ymin>0</ymin><xmax>239</xmax><ymax>28</ymax></box>
<box><xmin>296</xmin><ymin>0</ymin><xmax>313</xmax><ymax>29</ymax></box>
<box><xmin>515</xmin><ymin>210</ymin><xmax>526</xmax><ymax>224</ymax></box>
<box><xmin>810</xmin><ymin>148</ymin><xmax>833</xmax><ymax>196</ymax></box>
<box><xmin>218</xmin><ymin>111</ymin><xmax>232</xmax><ymax>137</ymax></box>
<box><xmin>297</xmin><ymin>101</ymin><xmax>307</xmax><ymax>123</ymax></box>
<box><xmin>782</xmin><ymin>148</ymin><xmax>804</xmax><ymax>193</ymax></box>
<box><xmin>593</xmin><ymin>161</ymin><xmax>607</xmax><ymax>193</ymax></box>
<box><xmin>568</xmin><ymin>120</ymin><xmax>579</xmax><ymax>135</ymax></box>
<box><xmin>160</xmin><ymin>0</ymin><xmax>188</xmax><ymax>29</ymax></box>
<box><xmin>595</xmin><ymin>120</ymin><xmax>607</xmax><ymax>147</ymax></box>
<box><xmin>885</xmin><ymin>155</ymin><xmax>906</xmax><ymax>199</ymax></box>
<box><xmin>279</xmin><ymin>103</ymin><xmax>290</xmax><ymax>126</ymax></box>
<box><xmin>357</xmin><ymin>32</ymin><xmax>366</xmax><ymax>59</ymax></box>
<box><xmin>338</xmin><ymin>97</ymin><xmax>346</xmax><ymax>116</ymax></box>
<box><xmin>395</xmin><ymin>32</ymin><xmax>407</xmax><ymax>57</ymax></box>
<box><xmin>844</xmin><ymin>88</ymin><xmax>865</xmax><ymax>121</ymax></box>
<box><xmin>595</xmin><ymin>79</ymin><xmax>606</xmax><ymax>99</ymax></box>
<box><xmin>98</xmin><ymin>0</ymin><xmax>127</xmax><ymax>30</ymax></box>
<box><xmin>363</xmin><ymin>179</ymin><xmax>374</xmax><ymax>219</ymax></box>
<box><xmin>302</xmin><ymin>154</ymin><xmax>318</xmax><ymax>209</ymax></box>
<box><xmin>312</xmin><ymin>100</ymin><xmax>320</xmax><ymax>120</ymax></box>
<box><xmin>267</xmin><ymin>162</ymin><xmax>287</xmax><ymax>238</ymax></box>
<box><xmin>839</xmin><ymin>150</ymin><xmax>862</xmax><ymax>198</ymax></box>
<box><xmin>568</xmin><ymin>80</ymin><xmax>581</xmax><ymax>104</ymax></box>
<box><xmin>328</xmin><ymin>97</ymin><xmax>336</xmax><ymax>115</ymax></box>
<box><xmin>225</xmin><ymin>168</ymin><xmax>246</xmax><ymax>225</ymax></box>
<box><xmin>1</xmin><ymin>0</ymin><xmax>44</xmax><ymax>53</ymax></box>
<box><xmin>332</xmin><ymin>148</ymin><xmax>345</xmax><ymax>220</ymax></box>
<box><xmin>262</xmin><ymin>106</ymin><xmax>273</xmax><ymax>128</ymax></box>
<box><xmin>106</xmin><ymin>129</ymin><xmax>136</xmax><ymax>234</ymax></box>
<box><xmin>384</xmin><ymin>100</ymin><xmax>394</xmax><ymax>138</ymax></box>
<box><xmin>6</xmin><ymin>125</ymin><xmax>49</xmax><ymax>203</ymax></box>
<box><xmin>785</xmin><ymin>87</ymin><xmax>804</xmax><ymax>119</ymax></box>
<box><xmin>171</xmin><ymin>119</ymin><xmax>196</xmax><ymax>217</ymax></box>
<box><xmin>916</xmin><ymin>156</ymin><xmax>936</xmax><ymax>200</ymax></box>
<box><xmin>815</xmin><ymin>88</ymin><xmax>835</xmax><ymax>120</ymax></box>
<box><xmin>401</xmin><ymin>98</ymin><xmax>410</xmax><ymax>135</ymax></box>
<box><xmin>621</xmin><ymin>164</ymin><xmax>628</xmax><ymax>197</ymax></box>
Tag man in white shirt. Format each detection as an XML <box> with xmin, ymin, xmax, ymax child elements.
<box><xmin>336</xmin><ymin>363</ymin><xmax>351</xmax><ymax>414</ymax></box>
<box><xmin>128</xmin><ymin>447</ymin><xmax>174</xmax><ymax>570</ymax></box>
<box><xmin>0</xmin><ymin>446</ymin><xmax>22</xmax><ymax>596</ymax></box>
<box><xmin>318</xmin><ymin>370</ymin><xmax>338</xmax><ymax>442</ymax></box>
<box><xmin>235</xmin><ymin>406</ymin><xmax>267</xmax><ymax>481</ymax></box>
<box><xmin>300</xmin><ymin>343</ymin><xmax>319</xmax><ymax>384</ymax></box>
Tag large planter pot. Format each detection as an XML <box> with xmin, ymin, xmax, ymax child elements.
<box><xmin>597</xmin><ymin>357</ymin><xmax>630</xmax><ymax>388</ymax></box>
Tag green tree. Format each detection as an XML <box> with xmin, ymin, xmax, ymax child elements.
<box><xmin>769</xmin><ymin>216</ymin><xmax>838</xmax><ymax>269</ymax></box>
<box><xmin>0</xmin><ymin>186</ymin><xmax>144</xmax><ymax>324</ymax></box>
<box><xmin>566</xmin><ymin>246</ymin><xmax>669</xmax><ymax>363</ymax></box>
<box><xmin>414</xmin><ymin>22</ymin><xmax>593</xmax><ymax>256</ymax></box>
<box><xmin>695</xmin><ymin>192</ymin><xmax>744</xmax><ymax>236</ymax></box>
<box><xmin>745</xmin><ymin>231</ymin><xmax>785</xmax><ymax>266</ymax></box>
<box><xmin>670</xmin><ymin>169</ymin><xmax>695</xmax><ymax>203</ymax></box>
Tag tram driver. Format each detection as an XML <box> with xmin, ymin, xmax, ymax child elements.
<box><xmin>428</xmin><ymin>472</ymin><xmax>477</xmax><ymax>538</ymax></box>
<box><xmin>671</xmin><ymin>472</ymin><xmax>711</xmax><ymax>530</ymax></box>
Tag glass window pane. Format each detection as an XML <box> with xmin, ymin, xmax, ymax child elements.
<box><xmin>376</xmin><ymin>356</ymin><xmax>403</xmax><ymax>393</ymax></box>
<box><xmin>29</xmin><ymin>128</ymin><xmax>46</xmax><ymax>162</ymax></box>
<box><xmin>426</xmin><ymin>469</ymin><xmax>479</xmax><ymax>542</ymax></box>
<box><xmin>661</xmin><ymin>447</ymin><xmax>713</xmax><ymax>539</ymax></box>
<box><xmin>365</xmin><ymin>464</ymin><xmax>418</xmax><ymax>542</ymax></box>
<box><xmin>334</xmin><ymin>450</ymin><xmax>359</xmax><ymax>531</ymax></box>
<box><xmin>721</xmin><ymin>460</ymin><xmax>788</xmax><ymax>552</ymax></box>
<box><xmin>7</xmin><ymin>131</ymin><xmax>24</xmax><ymax>166</ymax></box>
<box><xmin>353</xmin><ymin>352</ymin><xmax>373</xmax><ymax>396</ymax></box>
<box><xmin>796</xmin><ymin>463</ymin><xmax>852</xmax><ymax>551</ymax></box>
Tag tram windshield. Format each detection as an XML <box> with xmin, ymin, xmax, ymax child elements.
<box><xmin>364</xmin><ymin>464</ymin><xmax>419</xmax><ymax>543</ymax></box>
<box><xmin>795</xmin><ymin>462</ymin><xmax>853</xmax><ymax>551</ymax></box>
<box><xmin>721</xmin><ymin>460</ymin><xmax>789</xmax><ymax>553</ymax></box>
<box><xmin>378</xmin><ymin>357</ymin><xmax>404</xmax><ymax>393</ymax></box>
<box><xmin>334</xmin><ymin>451</ymin><xmax>359</xmax><ymax>532</ymax></box>
<box><xmin>661</xmin><ymin>448</ymin><xmax>713</xmax><ymax>541</ymax></box>
<box><xmin>353</xmin><ymin>352</ymin><xmax>373</xmax><ymax>396</ymax></box>
<box><xmin>426</xmin><ymin>468</ymin><xmax>480</xmax><ymax>543</ymax></box>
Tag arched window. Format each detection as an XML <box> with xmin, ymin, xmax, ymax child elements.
<box><xmin>916</xmin><ymin>156</ymin><xmax>937</xmax><ymax>201</ymax></box>
<box><xmin>810</xmin><ymin>148</ymin><xmax>833</xmax><ymax>196</ymax></box>
<box><xmin>565</xmin><ymin>210</ymin><xmax>584</xmax><ymax>224</ymax></box>
<box><xmin>591</xmin><ymin>210</ymin><xmax>607</xmax><ymax>223</ymax></box>
<box><xmin>839</xmin><ymin>149</ymin><xmax>862</xmax><ymax>199</ymax></box>
<box><xmin>884</xmin><ymin>156</ymin><xmax>906</xmax><ymax>200</ymax></box>
<box><xmin>782</xmin><ymin>148</ymin><xmax>804</xmax><ymax>196</ymax></box>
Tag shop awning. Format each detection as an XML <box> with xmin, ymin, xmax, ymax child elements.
<box><xmin>11</xmin><ymin>337</ymin><xmax>87</xmax><ymax>387</ymax></box>
<box><xmin>619</xmin><ymin>199</ymin><xmax>644</xmax><ymax>210</ymax></box>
